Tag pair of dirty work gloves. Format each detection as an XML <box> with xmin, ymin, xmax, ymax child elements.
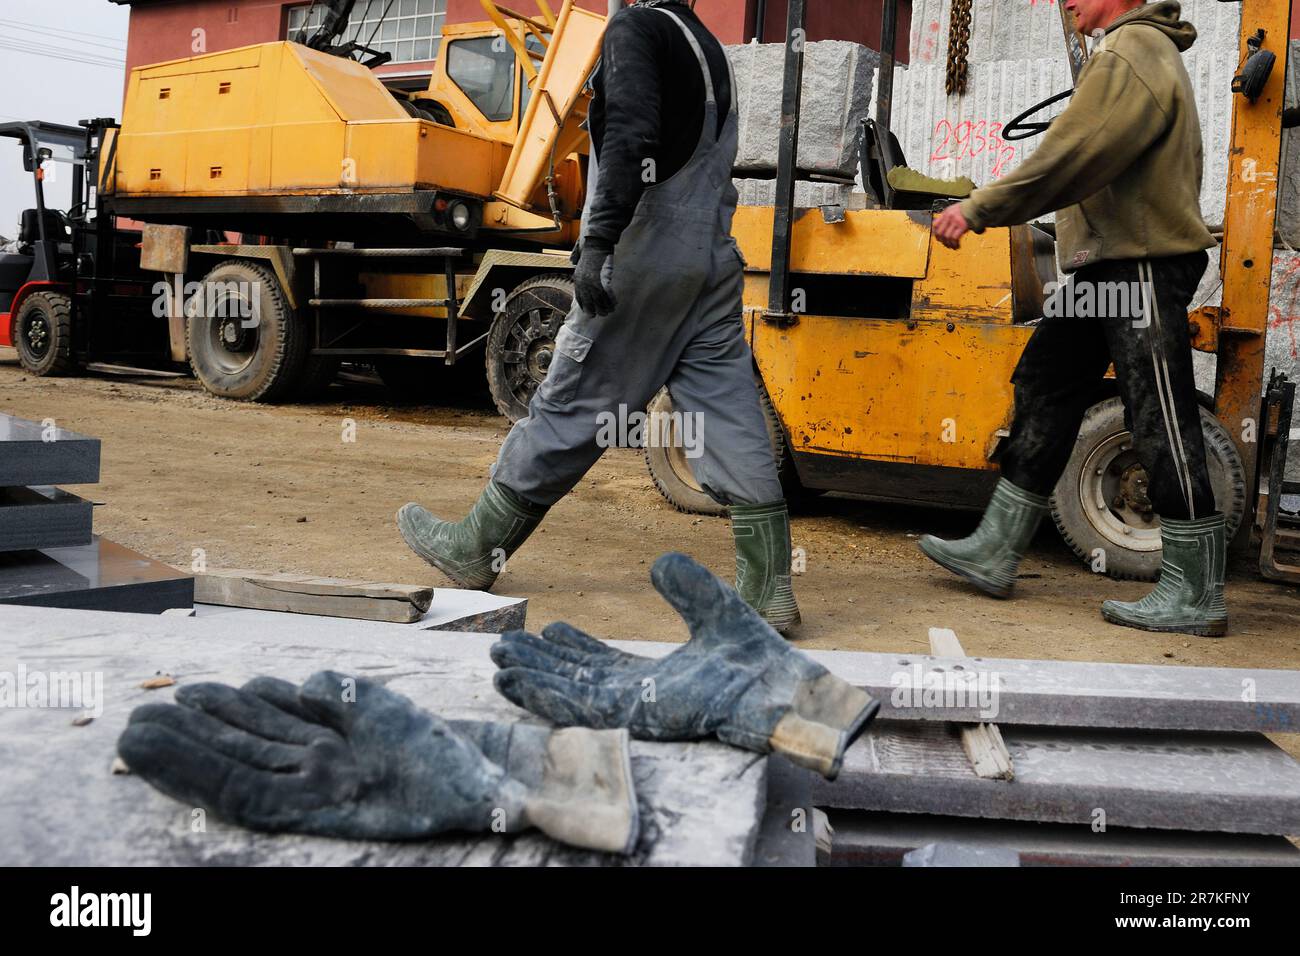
<box><xmin>117</xmin><ymin>554</ymin><xmax>880</xmax><ymax>855</ymax></box>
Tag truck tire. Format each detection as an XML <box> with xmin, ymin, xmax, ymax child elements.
<box><xmin>1050</xmin><ymin>397</ymin><xmax>1247</xmax><ymax>581</ymax></box>
<box><xmin>645</xmin><ymin>378</ymin><xmax>802</xmax><ymax>517</ymax></box>
<box><xmin>14</xmin><ymin>291</ymin><xmax>75</xmax><ymax>376</ymax></box>
<box><xmin>486</xmin><ymin>274</ymin><xmax>573</xmax><ymax>421</ymax></box>
<box><xmin>187</xmin><ymin>260</ymin><xmax>307</xmax><ymax>402</ymax></box>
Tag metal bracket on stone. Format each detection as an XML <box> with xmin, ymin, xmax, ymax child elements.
<box><xmin>928</xmin><ymin>627</ymin><xmax>1014</xmax><ymax>781</ymax></box>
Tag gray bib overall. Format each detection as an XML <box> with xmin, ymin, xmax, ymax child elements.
<box><xmin>492</xmin><ymin>6</ymin><xmax>781</xmax><ymax>508</ymax></box>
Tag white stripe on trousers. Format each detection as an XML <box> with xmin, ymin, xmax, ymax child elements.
<box><xmin>1138</xmin><ymin>259</ymin><xmax>1197</xmax><ymax>519</ymax></box>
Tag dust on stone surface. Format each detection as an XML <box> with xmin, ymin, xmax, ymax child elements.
<box><xmin>3</xmin><ymin>353</ymin><xmax>1298</xmax><ymax>765</ymax></box>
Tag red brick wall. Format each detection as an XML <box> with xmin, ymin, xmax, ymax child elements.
<box><xmin>123</xmin><ymin>0</ymin><xmax>912</xmax><ymax>75</ymax></box>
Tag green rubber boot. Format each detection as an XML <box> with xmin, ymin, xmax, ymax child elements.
<box><xmin>731</xmin><ymin>499</ymin><xmax>801</xmax><ymax>634</ymax></box>
<box><xmin>918</xmin><ymin>477</ymin><xmax>1050</xmax><ymax>598</ymax></box>
<box><xmin>397</xmin><ymin>480</ymin><xmax>547</xmax><ymax>591</ymax></box>
<box><xmin>1101</xmin><ymin>513</ymin><xmax>1228</xmax><ymax>637</ymax></box>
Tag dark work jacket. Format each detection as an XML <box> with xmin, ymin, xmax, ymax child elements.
<box><xmin>583</xmin><ymin>2</ymin><xmax>732</xmax><ymax>252</ymax></box>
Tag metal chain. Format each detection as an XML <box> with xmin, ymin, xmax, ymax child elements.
<box><xmin>945</xmin><ymin>0</ymin><xmax>972</xmax><ymax>96</ymax></box>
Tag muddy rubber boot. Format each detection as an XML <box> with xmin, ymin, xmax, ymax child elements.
<box><xmin>1101</xmin><ymin>513</ymin><xmax>1228</xmax><ymax>637</ymax></box>
<box><xmin>397</xmin><ymin>480</ymin><xmax>547</xmax><ymax>591</ymax></box>
<box><xmin>731</xmin><ymin>500</ymin><xmax>801</xmax><ymax>634</ymax></box>
<box><xmin>917</xmin><ymin>477</ymin><xmax>1049</xmax><ymax>599</ymax></box>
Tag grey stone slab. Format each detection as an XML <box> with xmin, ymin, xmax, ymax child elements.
<box><xmin>750</xmin><ymin>755</ymin><xmax>816</xmax><ymax>867</ymax></box>
<box><xmin>0</xmin><ymin>605</ymin><xmax>767</xmax><ymax>866</ymax></box>
<box><xmin>727</xmin><ymin>40</ymin><xmax>877</xmax><ymax>177</ymax></box>
<box><xmin>0</xmin><ymin>486</ymin><xmax>92</xmax><ymax>552</ymax></box>
<box><xmin>822</xmin><ymin>810</ymin><xmax>1300</xmax><ymax>867</ymax></box>
<box><xmin>733</xmin><ymin>178</ymin><xmax>860</xmax><ymax>209</ymax></box>
<box><xmin>902</xmin><ymin>841</ymin><xmax>1020</xmax><ymax>867</ymax></box>
<box><xmin>0</xmin><ymin>414</ymin><xmax>100</xmax><ymax>486</ymax></box>
<box><xmin>811</xmin><ymin>720</ymin><xmax>1300</xmax><ymax>835</ymax></box>
<box><xmin>0</xmin><ymin>536</ymin><xmax>192</xmax><ymax>614</ymax></box>
<box><xmin>798</xmin><ymin>645</ymin><xmax>1300</xmax><ymax>733</ymax></box>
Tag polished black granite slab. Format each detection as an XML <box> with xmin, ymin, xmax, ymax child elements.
<box><xmin>0</xmin><ymin>486</ymin><xmax>93</xmax><ymax>552</ymax></box>
<box><xmin>0</xmin><ymin>414</ymin><xmax>101</xmax><ymax>486</ymax></box>
<box><xmin>0</xmin><ymin>536</ymin><xmax>192</xmax><ymax>613</ymax></box>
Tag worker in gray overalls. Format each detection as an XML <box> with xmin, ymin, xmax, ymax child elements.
<box><xmin>397</xmin><ymin>0</ymin><xmax>800</xmax><ymax>632</ymax></box>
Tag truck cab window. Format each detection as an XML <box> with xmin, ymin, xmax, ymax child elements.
<box><xmin>446</xmin><ymin>37</ymin><xmax>515</xmax><ymax>122</ymax></box>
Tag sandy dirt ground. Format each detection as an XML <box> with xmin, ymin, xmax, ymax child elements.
<box><xmin>4</xmin><ymin>352</ymin><xmax>1299</xmax><ymax>668</ymax></box>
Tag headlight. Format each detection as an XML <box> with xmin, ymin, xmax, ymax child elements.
<box><xmin>449</xmin><ymin>201</ymin><xmax>471</xmax><ymax>231</ymax></box>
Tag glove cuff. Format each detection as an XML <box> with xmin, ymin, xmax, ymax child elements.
<box><xmin>521</xmin><ymin>727</ymin><xmax>640</xmax><ymax>855</ymax></box>
<box><xmin>769</xmin><ymin>672</ymin><xmax>880</xmax><ymax>779</ymax></box>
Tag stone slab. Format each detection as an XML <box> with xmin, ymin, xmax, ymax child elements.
<box><xmin>733</xmin><ymin>178</ymin><xmax>861</xmax><ymax>209</ymax></box>
<box><xmin>194</xmin><ymin>586</ymin><xmax>527</xmax><ymax>634</ymax></box>
<box><xmin>0</xmin><ymin>414</ymin><xmax>100</xmax><ymax>487</ymax></box>
<box><xmin>0</xmin><ymin>536</ymin><xmax>192</xmax><ymax>614</ymax></box>
<box><xmin>0</xmin><ymin>486</ymin><xmax>92</xmax><ymax>552</ymax></box>
<box><xmin>727</xmin><ymin>40</ymin><xmax>878</xmax><ymax>177</ymax></box>
<box><xmin>810</xmin><ymin>720</ymin><xmax>1300</xmax><ymax>836</ymax></box>
<box><xmin>902</xmin><ymin>841</ymin><xmax>1020</xmax><ymax>867</ymax></box>
<box><xmin>750</xmin><ymin>755</ymin><xmax>816</xmax><ymax>868</ymax></box>
<box><xmin>0</xmin><ymin>605</ymin><xmax>767</xmax><ymax>866</ymax></box>
<box><xmin>800</xmin><ymin>645</ymin><xmax>1300</xmax><ymax>733</ymax></box>
<box><xmin>822</xmin><ymin>810</ymin><xmax>1300</xmax><ymax>867</ymax></box>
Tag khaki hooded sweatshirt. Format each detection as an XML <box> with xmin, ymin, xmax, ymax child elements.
<box><xmin>959</xmin><ymin>1</ymin><xmax>1216</xmax><ymax>272</ymax></box>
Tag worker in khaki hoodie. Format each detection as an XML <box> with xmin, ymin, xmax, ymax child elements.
<box><xmin>921</xmin><ymin>0</ymin><xmax>1226</xmax><ymax>636</ymax></box>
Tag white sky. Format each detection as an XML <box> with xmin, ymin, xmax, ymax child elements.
<box><xmin>0</xmin><ymin>0</ymin><xmax>130</xmax><ymax>238</ymax></box>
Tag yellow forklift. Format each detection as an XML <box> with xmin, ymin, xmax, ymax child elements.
<box><xmin>645</xmin><ymin>0</ymin><xmax>1295</xmax><ymax>582</ymax></box>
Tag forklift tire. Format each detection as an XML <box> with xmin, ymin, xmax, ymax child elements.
<box><xmin>1050</xmin><ymin>397</ymin><xmax>1247</xmax><ymax>581</ymax></box>
<box><xmin>187</xmin><ymin>260</ymin><xmax>307</xmax><ymax>403</ymax></box>
<box><xmin>644</xmin><ymin>378</ymin><xmax>802</xmax><ymax>517</ymax></box>
<box><xmin>14</xmin><ymin>291</ymin><xmax>75</xmax><ymax>376</ymax></box>
<box><xmin>486</xmin><ymin>274</ymin><xmax>574</xmax><ymax>422</ymax></box>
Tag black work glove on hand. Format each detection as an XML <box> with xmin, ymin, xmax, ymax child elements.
<box><xmin>571</xmin><ymin>240</ymin><xmax>616</xmax><ymax>316</ymax></box>
<box><xmin>117</xmin><ymin>672</ymin><xmax>639</xmax><ymax>854</ymax></box>
<box><xmin>491</xmin><ymin>553</ymin><xmax>880</xmax><ymax>779</ymax></box>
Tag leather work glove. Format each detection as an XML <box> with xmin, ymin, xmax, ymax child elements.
<box><xmin>572</xmin><ymin>240</ymin><xmax>616</xmax><ymax>316</ymax></box>
<box><xmin>491</xmin><ymin>553</ymin><xmax>881</xmax><ymax>779</ymax></box>
<box><xmin>117</xmin><ymin>672</ymin><xmax>639</xmax><ymax>854</ymax></box>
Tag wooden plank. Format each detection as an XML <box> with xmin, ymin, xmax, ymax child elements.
<box><xmin>0</xmin><ymin>604</ymin><xmax>767</xmax><ymax>867</ymax></box>
<box><xmin>194</xmin><ymin>588</ymin><xmax>528</xmax><ymax>635</ymax></box>
<box><xmin>928</xmin><ymin>627</ymin><xmax>1014</xmax><ymax>781</ymax></box>
<box><xmin>195</xmin><ymin>569</ymin><xmax>433</xmax><ymax>623</ymax></box>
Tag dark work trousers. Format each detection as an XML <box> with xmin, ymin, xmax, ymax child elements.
<box><xmin>998</xmin><ymin>250</ymin><xmax>1216</xmax><ymax>520</ymax></box>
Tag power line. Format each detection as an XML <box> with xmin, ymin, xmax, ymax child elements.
<box><xmin>0</xmin><ymin>18</ymin><xmax>126</xmax><ymax>47</ymax></box>
<box><xmin>0</xmin><ymin>37</ymin><xmax>124</xmax><ymax>65</ymax></box>
<box><xmin>0</xmin><ymin>39</ymin><xmax>125</xmax><ymax>70</ymax></box>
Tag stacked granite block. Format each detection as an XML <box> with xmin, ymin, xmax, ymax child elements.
<box><xmin>0</xmin><ymin>413</ymin><xmax>192</xmax><ymax>613</ymax></box>
<box><xmin>726</xmin><ymin>39</ymin><xmax>876</xmax><ymax>210</ymax></box>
